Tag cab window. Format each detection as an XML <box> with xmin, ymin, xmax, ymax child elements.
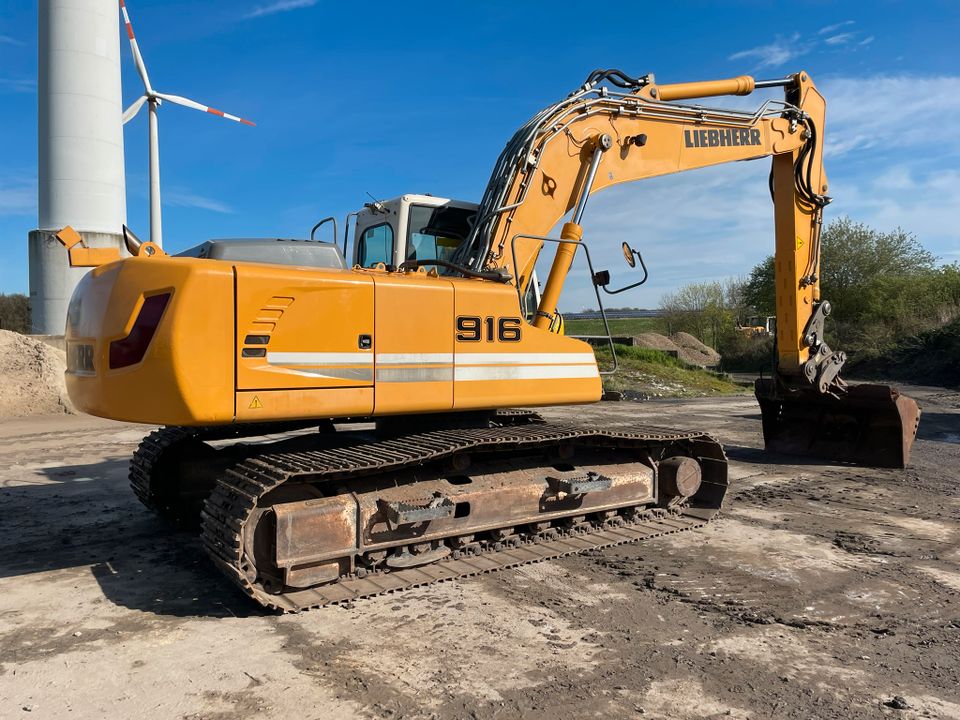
<box><xmin>521</xmin><ymin>275</ymin><xmax>539</xmax><ymax>321</ymax></box>
<box><xmin>406</xmin><ymin>205</ymin><xmax>476</xmax><ymax>268</ymax></box>
<box><xmin>357</xmin><ymin>223</ymin><xmax>394</xmax><ymax>267</ymax></box>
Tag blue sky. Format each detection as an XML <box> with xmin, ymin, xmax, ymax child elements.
<box><xmin>1</xmin><ymin>1</ymin><xmax>958</xmax><ymax>310</ymax></box>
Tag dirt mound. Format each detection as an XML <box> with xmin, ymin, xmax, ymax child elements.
<box><xmin>634</xmin><ymin>331</ymin><xmax>721</xmax><ymax>368</ymax></box>
<box><xmin>670</xmin><ymin>332</ymin><xmax>721</xmax><ymax>368</ymax></box>
<box><xmin>0</xmin><ymin>330</ymin><xmax>74</xmax><ymax>417</ymax></box>
<box><xmin>635</xmin><ymin>333</ymin><xmax>681</xmax><ymax>355</ymax></box>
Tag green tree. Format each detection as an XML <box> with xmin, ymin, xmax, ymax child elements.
<box><xmin>660</xmin><ymin>278</ymin><xmax>745</xmax><ymax>349</ymax></box>
<box><xmin>740</xmin><ymin>217</ymin><xmax>957</xmax><ymax>357</ymax></box>
<box><xmin>742</xmin><ymin>255</ymin><xmax>775</xmax><ymax>317</ymax></box>
<box><xmin>743</xmin><ymin>218</ymin><xmax>938</xmax><ymax>322</ymax></box>
<box><xmin>0</xmin><ymin>294</ymin><xmax>31</xmax><ymax>333</ymax></box>
<box><xmin>819</xmin><ymin>217</ymin><xmax>936</xmax><ymax>322</ymax></box>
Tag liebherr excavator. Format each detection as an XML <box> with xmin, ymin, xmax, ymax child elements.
<box><xmin>59</xmin><ymin>69</ymin><xmax>919</xmax><ymax>611</ymax></box>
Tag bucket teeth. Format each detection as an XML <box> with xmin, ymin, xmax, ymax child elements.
<box><xmin>755</xmin><ymin>378</ymin><xmax>921</xmax><ymax>468</ymax></box>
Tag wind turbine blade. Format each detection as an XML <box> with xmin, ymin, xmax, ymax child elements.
<box><xmin>154</xmin><ymin>92</ymin><xmax>256</xmax><ymax>126</ymax></box>
<box><xmin>119</xmin><ymin>0</ymin><xmax>152</xmax><ymax>93</ymax></box>
<box><xmin>122</xmin><ymin>95</ymin><xmax>148</xmax><ymax>124</ymax></box>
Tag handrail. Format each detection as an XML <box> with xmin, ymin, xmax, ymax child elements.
<box><xmin>310</xmin><ymin>216</ymin><xmax>338</xmax><ymax>244</ymax></box>
<box><xmin>509</xmin><ymin>232</ymin><xmax>618</xmax><ymax>376</ymax></box>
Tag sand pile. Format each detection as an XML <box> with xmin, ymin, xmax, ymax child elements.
<box><xmin>634</xmin><ymin>331</ymin><xmax>721</xmax><ymax>368</ymax></box>
<box><xmin>670</xmin><ymin>332</ymin><xmax>721</xmax><ymax>368</ymax></box>
<box><xmin>636</xmin><ymin>333</ymin><xmax>681</xmax><ymax>355</ymax></box>
<box><xmin>0</xmin><ymin>330</ymin><xmax>74</xmax><ymax>417</ymax></box>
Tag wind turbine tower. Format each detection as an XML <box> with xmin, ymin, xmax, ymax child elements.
<box><xmin>30</xmin><ymin>0</ymin><xmax>127</xmax><ymax>335</ymax></box>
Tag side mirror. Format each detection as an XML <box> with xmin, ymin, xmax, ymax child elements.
<box><xmin>602</xmin><ymin>241</ymin><xmax>649</xmax><ymax>295</ymax></box>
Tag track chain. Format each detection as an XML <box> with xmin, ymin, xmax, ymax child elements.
<box><xmin>129</xmin><ymin>426</ymin><xmax>198</xmax><ymax>521</ymax></box>
<box><xmin>129</xmin><ymin>420</ymin><xmax>330</xmax><ymax>523</ymax></box>
<box><xmin>200</xmin><ymin>419</ymin><xmax>726</xmax><ymax>612</ymax></box>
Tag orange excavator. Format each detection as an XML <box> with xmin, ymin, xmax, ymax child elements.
<box><xmin>59</xmin><ymin>69</ymin><xmax>919</xmax><ymax>610</ymax></box>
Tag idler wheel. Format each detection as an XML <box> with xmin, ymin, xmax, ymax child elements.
<box><xmin>659</xmin><ymin>456</ymin><xmax>702</xmax><ymax>499</ymax></box>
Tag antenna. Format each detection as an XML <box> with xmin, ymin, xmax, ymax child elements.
<box><xmin>364</xmin><ymin>191</ymin><xmax>386</xmax><ymax>213</ymax></box>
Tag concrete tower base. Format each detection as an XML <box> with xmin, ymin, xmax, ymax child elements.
<box><xmin>28</xmin><ymin>229</ymin><xmax>125</xmax><ymax>335</ymax></box>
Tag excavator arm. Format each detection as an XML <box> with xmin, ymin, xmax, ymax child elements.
<box><xmin>455</xmin><ymin>69</ymin><xmax>919</xmax><ymax>466</ymax></box>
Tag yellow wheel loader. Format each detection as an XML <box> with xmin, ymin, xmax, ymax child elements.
<box><xmin>58</xmin><ymin>69</ymin><xmax>919</xmax><ymax>611</ymax></box>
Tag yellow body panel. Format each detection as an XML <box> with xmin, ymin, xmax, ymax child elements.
<box><xmin>450</xmin><ymin>279</ymin><xmax>599</xmax><ymax>409</ymax></box>
<box><xmin>65</xmin><ymin>257</ymin><xmax>600</xmax><ymax>426</ymax></box>
<box><xmin>235</xmin><ymin>264</ymin><xmax>375</xmax><ymax>392</ymax></box>
<box><xmin>66</xmin><ymin>257</ymin><xmax>234</xmax><ymax>425</ymax></box>
<box><xmin>372</xmin><ymin>273</ymin><xmax>454</xmax><ymax>415</ymax></box>
<box><xmin>235</xmin><ymin>388</ymin><xmax>373</xmax><ymax>423</ymax></box>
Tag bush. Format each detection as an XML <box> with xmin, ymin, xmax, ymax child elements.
<box><xmin>847</xmin><ymin>317</ymin><xmax>960</xmax><ymax>387</ymax></box>
<box><xmin>717</xmin><ymin>332</ymin><xmax>775</xmax><ymax>373</ymax></box>
<box><xmin>0</xmin><ymin>294</ymin><xmax>30</xmax><ymax>333</ymax></box>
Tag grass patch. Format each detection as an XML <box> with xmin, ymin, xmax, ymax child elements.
<box><xmin>564</xmin><ymin>317</ymin><xmax>663</xmax><ymax>337</ymax></box>
<box><xmin>594</xmin><ymin>343</ymin><xmax>749</xmax><ymax>398</ymax></box>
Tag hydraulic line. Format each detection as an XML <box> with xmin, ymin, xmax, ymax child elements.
<box><xmin>454</xmin><ymin>69</ymin><xmax>801</xmax><ymax>276</ymax></box>
<box><xmin>766</xmin><ymin>114</ymin><xmax>831</xmax><ymax>288</ymax></box>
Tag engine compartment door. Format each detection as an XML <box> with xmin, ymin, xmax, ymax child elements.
<box><xmin>235</xmin><ymin>264</ymin><xmax>375</xmax><ymax>393</ymax></box>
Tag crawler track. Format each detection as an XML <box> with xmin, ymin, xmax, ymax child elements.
<box><xmin>129</xmin><ymin>420</ymin><xmax>320</xmax><ymax>525</ymax></box>
<box><xmin>195</xmin><ymin>417</ymin><xmax>727</xmax><ymax>612</ymax></box>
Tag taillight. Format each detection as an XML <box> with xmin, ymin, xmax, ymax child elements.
<box><xmin>109</xmin><ymin>293</ymin><xmax>171</xmax><ymax>369</ymax></box>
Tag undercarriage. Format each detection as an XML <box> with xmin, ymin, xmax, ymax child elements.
<box><xmin>130</xmin><ymin>411</ymin><xmax>728</xmax><ymax>611</ymax></box>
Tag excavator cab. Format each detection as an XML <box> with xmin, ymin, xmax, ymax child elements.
<box><xmin>350</xmin><ymin>194</ymin><xmax>478</xmax><ymax>270</ymax></box>
<box><xmin>348</xmin><ymin>195</ymin><xmax>544</xmax><ymax>320</ymax></box>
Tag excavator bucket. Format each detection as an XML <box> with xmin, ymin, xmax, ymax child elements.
<box><xmin>755</xmin><ymin>379</ymin><xmax>921</xmax><ymax>468</ymax></box>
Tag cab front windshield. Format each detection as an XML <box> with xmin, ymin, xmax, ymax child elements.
<box><xmin>406</xmin><ymin>205</ymin><xmax>476</xmax><ymax>270</ymax></box>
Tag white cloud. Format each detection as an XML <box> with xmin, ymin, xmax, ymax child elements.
<box><xmin>552</xmin><ymin>161</ymin><xmax>773</xmax><ymax>311</ymax></box>
<box><xmin>824</xmin><ymin>32</ymin><xmax>856</xmax><ymax>46</ymax></box>
<box><xmin>0</xmin><ymin>178</ymin><xmax>36</xmax><ymax>217</ymax></box>
<box><xmin>165</xmin><ymin>190</ymin><xmax>233</xmax><ymax>214</ymax></box>
<box><xmin>818</xmin><ymin>21</ymin><xmax>855</xmax><ymax>35</ymax></box>
<box><xmin>820</xmin><ymin>75</ymin><xmax>960</xmax><ymax>156</ymax></box>
<box><xmin>730</xmin><ymin>22</ymin><xmax>870</xmax><ymax>71</ymax></box>
<box><xmin>242</xmin><ymin>0</ymin><xmax>318</xmax><ymax>19</ymax></box>
<box><xmin>728</xmin><ymin>34</ymin><xmax>805</xmax><ymax>69</ymax></box>
<box><xmin>0</xmin><ymin>77</ymin><xmax>36</xmax><ymax>94</ymax></box>
<box><xmin>830</xmin><ymin>167</ymin><xmax>960</xmax><ymax>263</ymax></box>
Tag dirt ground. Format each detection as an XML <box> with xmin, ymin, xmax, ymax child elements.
<box><xmin>1</xmin><ymin>386</ymin><xmax>957</xmax><ymax>720</ymax></box>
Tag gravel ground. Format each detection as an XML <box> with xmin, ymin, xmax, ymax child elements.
<box><xmin>0</xmin><ymin>386</ymin><xmax>957</xmax><ymax>719</ymax></box>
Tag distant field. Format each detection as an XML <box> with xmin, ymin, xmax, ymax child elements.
<box><xmin>593</xmin><ymin>344</ymin><xmax>748</xmax><ymax>398</ymax></box>
<box><xmin>564</xmin><ymin>317</ymin><xmax>663</xmax><ymax>337</ymax></box>
<box><xmin>564</xmin><ymin>317</ymin><xmax>748</xmax><ymax>398</ymax></box>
